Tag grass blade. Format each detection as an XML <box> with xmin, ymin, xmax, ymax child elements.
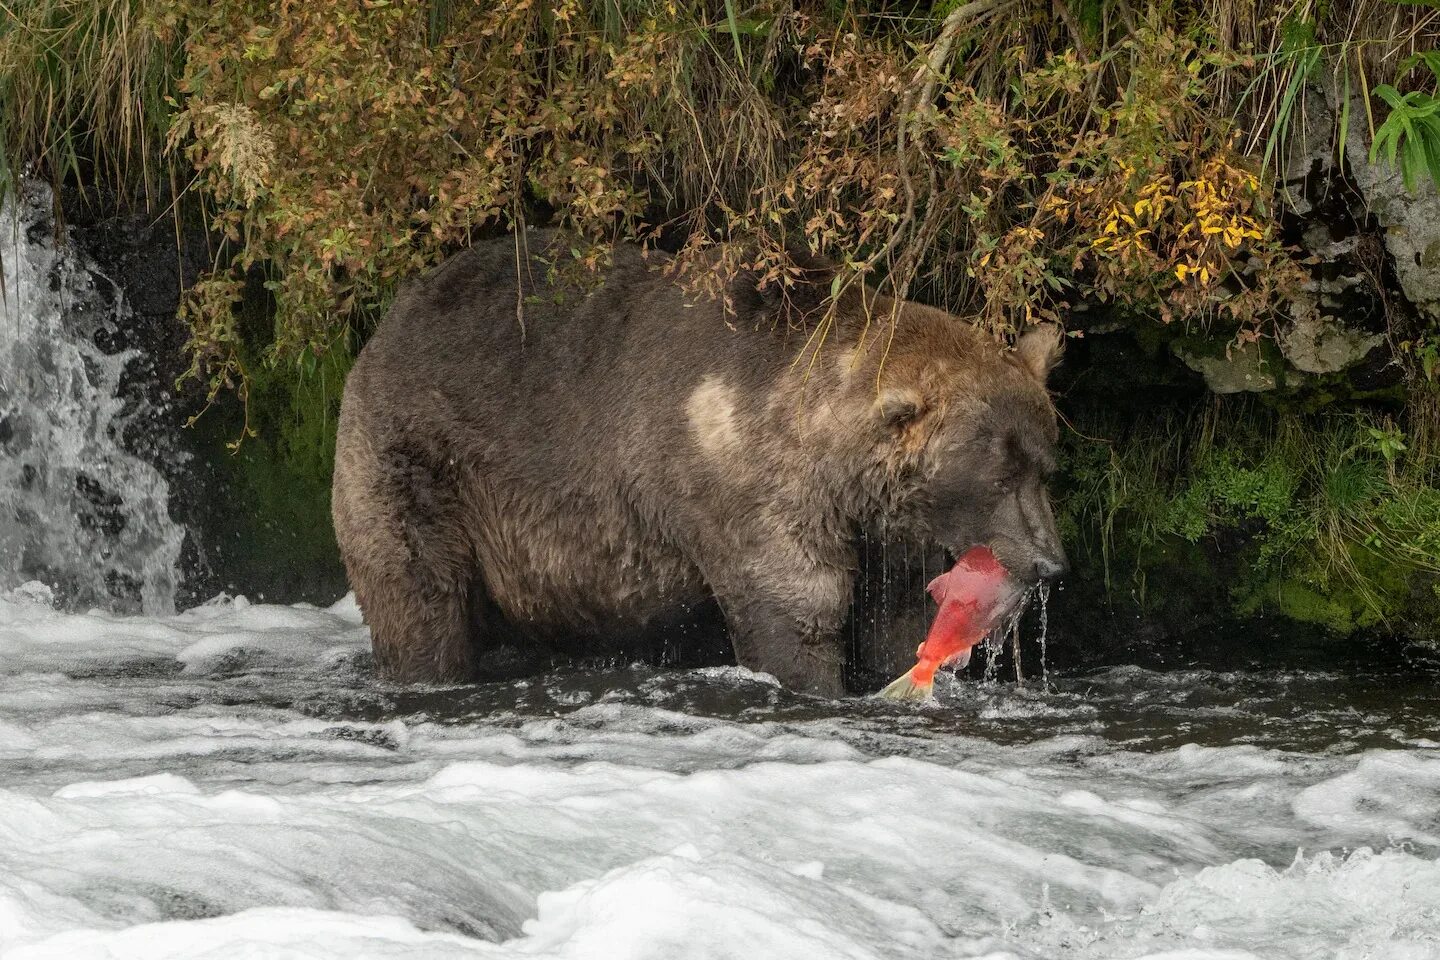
<box><xmin>722</xmin><ymin>0</ymin><xmax>745</xmax><ymax>71</ymax></box>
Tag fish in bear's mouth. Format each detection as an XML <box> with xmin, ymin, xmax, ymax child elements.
<box><xmin>878</xmin><ymin>546</ymin><xmax>1026</xmax><ymax>700</ymax></box>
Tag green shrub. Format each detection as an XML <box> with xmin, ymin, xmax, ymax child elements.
<box><xmin>9</xmin><ymin>1</ymin><xmax>1435</xmax><ymax>399</ymax></box>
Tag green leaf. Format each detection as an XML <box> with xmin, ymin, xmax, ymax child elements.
<box><xmin>1370</xmin><ymin>118</ymin><xmax>1399</xmax><ymax>166</ymax></box>
<box><xmin>1395</xmin><ymin>107</ymin><xmax>1421</xmax><ymax>152</ymax></box>
<box><xmin>1419</xmin><ymin>117</ymin><xmax>1440</xmax><ymax>186</ymax></box>
<box><xmin>1073</xmin><ymin>0</ymin><xmax>1104</xmax><ymax>38</ymax></box>
<box><xmin>712</xmin><ymin>17</ymin><xmax>772</xmax><ymax>37</ymax></box>
<box><xmin>1399</xmin><ymin>50</ymin><xmax>1440</xmax><ymax>86</ymax></box>
<box><xmin>1402</xmin><ymin>93</ymin><xmax>1440</xmax><ymax>121</ymax></box>
<box><xmin>1369</xmin><ymin>82</ymin><xmax>1435</xmax><ymax>187</ymax></box>
<box><xmin>1373</xmin><ymin>84</ymin><xmax>1404</xmax><ymax>110</ymax></box>
<box><xmin>721</xmin><ymin>0</ymin><xmax>745</xmax><ymax>70</ymax></box>
<box><xmin>1278</xmin><ymin>15</ymin><xmax>1317</xmax><ymax>54</ymax></box>
<box><xmin>1402</xmin><ymin>133</ymin><xmax>1428</xmax><ymax>191</ymax></box>
<box><xmin>1263</xmin><ymin>45</ymin><xmax>1321</xmax><ymax>173</ymax></box>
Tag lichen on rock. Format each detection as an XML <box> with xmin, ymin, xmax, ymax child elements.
<box><xmin>1173</xmin><ymin>340</ymin><xmax>1278</xmax><ymax>394</ymax></box>
<box><xmin>1278</xmin><ymin>314</ymin><xmax>1384</xmax><ymax>375</ymax></box>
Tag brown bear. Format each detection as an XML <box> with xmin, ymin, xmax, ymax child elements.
<box><xmin>331</xmin><ymin>231</ymin><xmax>1067</xmax><ymax>695</ymax></box>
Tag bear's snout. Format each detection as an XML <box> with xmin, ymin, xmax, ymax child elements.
<box><xmin>1032</xmin><ymin>548</ymin><xmax>1069</xmax><ymax>582</ymax></box>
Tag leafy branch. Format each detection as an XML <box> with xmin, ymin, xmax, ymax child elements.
<box><xmin>1370</xmin><ymin>52</ymin><xmax>1440</xmax><ymax>192</ymax></box>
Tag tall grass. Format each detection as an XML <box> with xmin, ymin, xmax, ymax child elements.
<box><xmin>0</xmin><ymin>0</ymin><xmax>181</xmax><ymax>207</ymax></box>
<box><xmin>0</xmin><ymin>0</ymin><xmax>1436</xmax><ymax>421</ymax></box>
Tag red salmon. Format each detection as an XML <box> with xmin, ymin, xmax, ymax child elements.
<box><xmin>877</xmin><ymin>546</ymin><xmax>1017</xmax><ymax>701</ymax></box>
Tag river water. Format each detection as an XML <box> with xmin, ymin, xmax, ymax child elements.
<box><xmin>1</xmin><ymin>582</ymin><xmax>1437</xmax><ymax>959</ymax></box>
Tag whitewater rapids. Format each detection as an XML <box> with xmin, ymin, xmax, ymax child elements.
<box><xmin>0</xmin><ymin>582</ymin><xmax>1437</xmax><ymax>959</ymax></box>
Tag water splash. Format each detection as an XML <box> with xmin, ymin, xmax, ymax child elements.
<box><xmin>975</xmin><ymin>583</ymin><xmax>1051</xmax><ymax>688</ymax></box>
<box><xmin>1009</xmin><ymin>612</ymin><xmax>1024</xmax><ymax>682</ymax></box>
<box><xmin>981</xmin><ymin>630</ymin><xmax>1005</xmax><ymax>684</ymax></box>
<box><xmin>0</xmin><ymin>181</ymin><xmax>184</xmax><ymax>613</ymax></box>
<box><xmin>1037</xmin><ymin>581</ymin><xmax>1050</xmax><ymax>687</ymax></box>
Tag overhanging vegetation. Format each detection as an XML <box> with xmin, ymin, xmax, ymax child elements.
<box><xmin>3</xmin><ymin>0</ymin><xmax>1438</xmax><ymax>635</ymax></box>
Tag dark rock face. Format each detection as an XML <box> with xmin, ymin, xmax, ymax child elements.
<box><xmin>62</xmin><ymin>189</ymin><xmax>347</xmax><ymax>607</ymax></box>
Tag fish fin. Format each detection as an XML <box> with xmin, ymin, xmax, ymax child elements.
<box><xmin>876</xmin><ymin>670</ymin><xmax>934</xmax><ymax>702</ymax></box>
<box><xmin>926</xmin><ymin>573</ymin><xmax>948</xmax><ymax>604</ymax></box>
<box><xmin>939</xmin><ymin>647</ymin><xmax>973</xmax><ymax>670</ymax></box>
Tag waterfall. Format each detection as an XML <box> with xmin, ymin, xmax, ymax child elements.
<box><xmin>0</xmin><ymin>181</ymin><xmax>184</xmax><ymax>613</ymax></box>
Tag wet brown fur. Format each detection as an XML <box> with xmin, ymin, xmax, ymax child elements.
<box><xmin>332</xmin><ymin>232</ymin><xmax>1066</xmax><ymax>694</ymax></box>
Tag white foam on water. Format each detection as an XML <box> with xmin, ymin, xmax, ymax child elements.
<box><xmin>1</xmin><ymin>586</ymin><xmax>1437</xmax><ymax>959</ymax></box>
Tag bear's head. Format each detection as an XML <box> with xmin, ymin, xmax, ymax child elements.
<box><xmin>740</xmin><ymin>255</ymin><xmax>1067</xmax><ymax>585</ymax></box>
<box><xmin>843</xmin><ymin>301</ymin><xmax>1068</xmax><ymax>586</ymax></box>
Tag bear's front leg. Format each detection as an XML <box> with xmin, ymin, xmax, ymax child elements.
<box><xmin>725</xmin><ymin>600</ymin><xmax>846</xmax><ymax>696</ymax></box>
<box><xmin>693</xmin><ymin>532</ymin><xmax>853</xmax><ymax>695</ymax></box>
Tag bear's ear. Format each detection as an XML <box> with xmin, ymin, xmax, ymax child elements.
<box><xmin>1013</xmin><ymin>323</ymin><xmax>1065</xmax><ymax>383</ymax></box>
<box><xmin>875</xmin><ymin>387</ymin><xmax>931</xmax><ymax>445</ymax></box>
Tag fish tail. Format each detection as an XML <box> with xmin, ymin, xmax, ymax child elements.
<box><xmin>876</xmin><ymin>669</ymin><xmax>934</xmax><ymax>702</ymax></box>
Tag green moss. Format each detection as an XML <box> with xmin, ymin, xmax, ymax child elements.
<box><xmin>1234</xmin><ymin>542</ymin><xmax>1408</xmax><ymax>633</ymax></box>
<box><xmin>1261</xmin><ymin>580</ymin><xmax>1365</xmax><ymax>633</ymax></box>
<box><xmin>1058</xmin><ymin>397</ymin><xmax>1440</xmax><ymax>643</ymax></box>
<box><xmin>231</xmin><ymin>347</ymin><xmax>350</xmax><ymax>590</ymax></box>
<box><xmin>185</xmin><ymin>338</ymin><xmax>351</xmax><ymax>603</ymax></box>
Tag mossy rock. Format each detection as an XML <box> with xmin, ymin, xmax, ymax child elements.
<box><xmin>1235</xmin><ymin>542</ymin><xmax>1415</xmax><ymax>635</ymax></box>
<box><xmin>1171</xmin><ymin>336</ymin><xmax>1287</xmax><ymax>394</ymax></box>
<box><xmin>1246</xmin><ymin>579</ymin><xmax>1370</xmax><ymax>633</ymax></box>
<box><xmin>183</xmin><ymin>347</ymin><xmax>351</xmax><ymax>604</ymax></box>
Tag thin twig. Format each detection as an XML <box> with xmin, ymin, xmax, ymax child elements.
<box><xmin>1054</xmin><ymin>0</ymin><xmax>1091</xmax><ymax>62</ymax></box>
